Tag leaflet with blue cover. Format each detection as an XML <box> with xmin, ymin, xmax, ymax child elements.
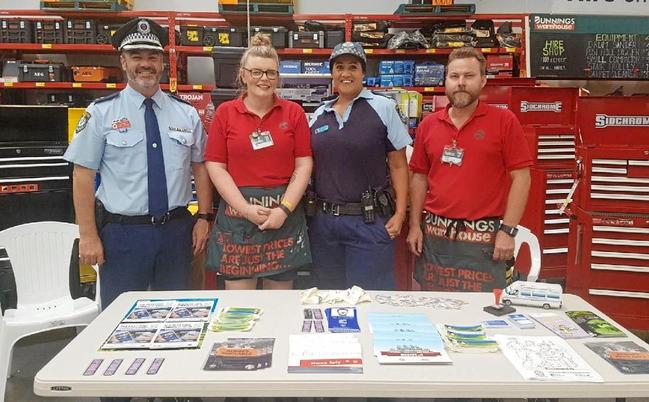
<box><xmin>325</xmin><ymin>307</ymin><xmax>360</xmax><ymax>333</ymax></box>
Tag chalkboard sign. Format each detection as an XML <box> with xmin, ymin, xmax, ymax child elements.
<box><xmin>529</xmin><ymin>14</ymin><xmax>649</xmax><ymax>79</ymax></box>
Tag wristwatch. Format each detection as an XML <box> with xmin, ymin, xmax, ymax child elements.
<box><xmin>499</xmin><ymin>223</ymin><xmax>519</xmax><ymax>237</ymax></box>
<box><xmin>196</xmin><ymin>213</ymin><xmax>215</xmax><ymax>222</ymax></box>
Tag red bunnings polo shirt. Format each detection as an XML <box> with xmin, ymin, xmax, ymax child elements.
<box><xmin>205</xmin><ymin>95</ymin><xmax>312</xmax><ymax>187</ymax></box>
<box><xmin>409</xmin><ymin>101</ymin><xmax>532</xmax><ymax>220</ymax></box>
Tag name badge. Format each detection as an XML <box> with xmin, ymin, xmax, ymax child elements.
<box><xmin>314</xmin><ymin>124</ymin><xmax>329</xmax><ymax>134</ymax></box>
<box><xmin>441</xmin><ymin>141</ymin><xmax>464</xmax><ymax>166</ymax></box>
<box><xmin>250</xmin><ymin>129</ymin><xmax>274</xmax><ymax>150</ymax></box>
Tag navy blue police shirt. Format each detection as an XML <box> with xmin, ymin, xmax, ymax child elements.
<box><xmin>309</xmin><ymin>89</ymin><xmax>411</xmax><ymax>204</ymax></box>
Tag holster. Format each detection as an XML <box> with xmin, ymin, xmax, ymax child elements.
<box><xmin>95</xmin><ymin>199</ymin><xmax>108</xmax><ymax>231</ymax></box>
<box><xmin>374</xmin><ymin>186</ymin><xmax>396</xmax><ymax>217</ymax></box>
<box><xmin>304</xmin><ymin>190</ymin><xmax>318</xmax><ymax>217</ymax></box>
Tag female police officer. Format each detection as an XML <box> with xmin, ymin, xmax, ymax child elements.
<box><xmin>308</xmin><ymin>42</ymin><xmax>412</xmax><ymax>290</ymax></box>
<box><xmin>205</xmin><ymin>33</ymin><xmax>313</xmax><ymax>290</ymax></box>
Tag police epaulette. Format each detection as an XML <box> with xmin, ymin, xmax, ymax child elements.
<box><xmin>167</xmin><ymin>93</ymin><xmax>192</xmax><ymax>106</ymax></box>
<box><xmin>371</xmin><ymin>90</ymin><xmax>391</xmax><ymax>99</ymax></box>
<box><xmin>93</xmin><ymin>92</ymin><xmax>120</xmax><ymax>104</ymax></box>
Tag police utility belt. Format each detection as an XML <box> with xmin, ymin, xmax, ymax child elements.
<box><xmin>96</xmin><ymin>200</ymin><xmax>189</xmax><ymax>228</ymax></box>
<box><xmin>305</xmin><ymin>187</ymin><xmax>395</xmax><ymax>223</ymax></box>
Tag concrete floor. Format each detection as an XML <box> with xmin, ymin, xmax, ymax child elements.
<box><xmin>5</xmin><ymin>328</ymin><xmax>649</xmax><ymax>402</ymax></box>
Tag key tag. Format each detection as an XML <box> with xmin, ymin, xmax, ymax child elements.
<box><xmin>250</xmin><ymin>129</ymin><xmax>274</xmax><ymax>150</ymax></box>
<box><xmin>441</xmin><ymin>139</ymin><xmax>464</xmax><ymax>166</ymax></box>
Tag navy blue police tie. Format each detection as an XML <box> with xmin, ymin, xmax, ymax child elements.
<box><xmin>144</xmin><ymin>98</ymin><xmax>169</xmax><ymax>217</ymax></box>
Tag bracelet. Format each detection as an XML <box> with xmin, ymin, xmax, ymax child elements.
<box><xmin>281</xmin><ymin>199</ymin><xmax>294</xmax><ymax>212</ymax></box>
<box><xmin>278</xmin><ymin>203</ymin><xmax>291</xmax><ymax>216</ymax></box>
<box><xmin>196</xmin><ymin>213</ymin><xmax>215</xmax><ymax>222</ymax></box>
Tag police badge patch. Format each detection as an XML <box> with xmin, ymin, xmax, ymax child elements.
<box><xmin>75</xmin><ymin>111</ymin><xmax>91</xmax><ymax>134</ymax></box>
<box><xmin>395</xmin><ymin>103</ymin><xmax>408</xmax><ymax>125</ymax></box>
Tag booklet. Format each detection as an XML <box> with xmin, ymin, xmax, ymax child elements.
<box><xmin>102</xmin><ymin>323</ymin><xmax>161</xmax><ymax>350</ymax></box>
<box><xmin>437</xmin><ymin>324</ymin><xmax>499</xmax><ymax>353</ymax></box>
<box><xmin>151</xmin><ymin>321</ymin><xmax>206</xmax><ymax>349</ymax></box>
<box><xmin>209</xmin><ymin>307</ymin><xmax>263</xmax><ymax>332</ymax></box>
<box><xmin>167</xmin><ymin>300</ymin><xmax>217</xmax><ymax>322</ymax></box>
<box><xmin>102</xmin><ymin>298</ymin><xmax>217</xmax><ymax>350</ymax></box>
<box><xmin>123</xmin><ymin>300</ymin><xmax>176</xmax><ymax>322</ymax></box>
<box><xmin>368</xmin><ymin>312</ymin><xmax>451</xmax><ymax>364</ymax></box>
<box><xmin>530</xmin><ymin>313</ymin><xmax>590</xmax><ymax>339</ymax></box>
<box><xmin>565</xmin><ymin>311</ymin><xmax>626</xmax><ymax>338</ymax></box>
<box><xmin>123</xmin><ymin>298</ymin><xmax>218</xmax><ymax>323</ymax></box>
<box><xmin>204</xmin><ymin>338</ymin><xmax>275</xmax><ymax>371</ymax></box>
<box><xmin>288</xmin><ymin>333</ymin><xmax>363</xmax><ymax>373</ymax></box>
<box><xmin>585</xmin><ymin>341</ymin><xmax>649</xmax><ymax>374</ymax></box>
<box><xmin>373</xmin><ymin>334</ymin><xmax>452</xmax><ymax>364</ymax></box>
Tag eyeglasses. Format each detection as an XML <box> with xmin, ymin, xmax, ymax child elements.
<box><xmin>242</xmin><ymin>67</ymin><xmax>279</xmax><ymax>80</ymax></box>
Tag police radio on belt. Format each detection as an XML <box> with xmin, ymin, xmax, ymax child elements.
<box><xmin>361</xmin><ymin>187</ymin><xmax>375</xmax><ymax>223</ymax></box>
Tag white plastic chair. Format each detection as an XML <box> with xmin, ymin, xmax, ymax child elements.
<box><xmin>0</xmin><ymin>221</ymin><xmax>100</xmax><ymax>399</ymax></box>
<box><xmin>514</xmin><ymin>225</ymin><xmax>541</xmax><ymax>282</ymax></box>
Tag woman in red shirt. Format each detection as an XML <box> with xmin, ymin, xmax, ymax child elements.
<box><xmin>205</xmin><ymin>34</ymin><xmax>313</xmax><ymax>290</ymax></box>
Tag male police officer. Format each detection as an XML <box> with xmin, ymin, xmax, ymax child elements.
<box><xmin>64</xmin><ymin>18</ymin><xmax>213</xmax><ymax>312</ymax></box>
<box><xmin>407</xmin><ymin>47</ymin><xmax>532</xmax><ymax>292</ymax></box>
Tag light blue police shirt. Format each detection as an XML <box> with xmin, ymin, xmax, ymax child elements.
<box><xmin>309</xmin><ymin>88</ymin><xmax>412</xmax><ymax>151</ymax></box>
<box><xmin>64</xmin><ymin>84</ymin><xmax>206</xmax><ymax>215</ymax></box>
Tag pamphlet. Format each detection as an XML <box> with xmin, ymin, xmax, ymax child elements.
<box><xmin>368</xmin><ymin>313</ymin><xmax>451</xmax><ymax>364</ymax></box>
<box><xmin>585</xmin><ymin>341</ymin><xmax>649</xmax><ymax>374</ymax></box>
<box><xmin>209</xmin><ymin>307</ymin><xmax>263</xmax><ymax>332</ymax></box>
<box><xmin>102</xmin><ymin>323</ymin><xmax>161</xmax><ymax>349</ymax></box>
<box><xmin>565</xmin><ymin>311</ymin><xmax>626</xmax><ymax>338</ymax></box>
<box><xmin>530</xmin><ymin>313</ymin><xmax>590</xmax><ymax>339</ymax></box>
<box><xmin>204</xmin><ymin>338</ymin><xmax>275</xmax><ymax>371</ymax></box>
<box><xmin>288</xmin><ymin>333</ymin><xmax>363</xmax><ymax>373</ymax></box>
<box><xmin>437</xmin><ymin>324</ymin><xmax>499</xmax><ymax>353</ymax></box>
<box><xmin>102</xmin><ymin>298</ymin><xmax>217</xmax><ymax>350</ymax></box>
<box><xmin>123</xmin><ymin>300</ymin><xmax>176</xmax><ymax>322</ymax></box>
<box><xmin>151</xmin><ymin>321</ymin><xmax>206</xmax><ymax>349</ymax></box>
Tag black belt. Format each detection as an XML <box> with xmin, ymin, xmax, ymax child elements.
<box><xmin>105</xmin><ymin>207</ymin><xmax>189</xmax><ymax>225</ymax></box>
<box><xmin>317</xmin><ymin>200</ymin><xmax>363</xmax><ymax>216</ymax></box>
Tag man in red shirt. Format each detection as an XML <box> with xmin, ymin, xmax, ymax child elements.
<box><xmin>407</xmin><ymin>47</ymin><xmax>532</xmax><ymax>292</ymax></box>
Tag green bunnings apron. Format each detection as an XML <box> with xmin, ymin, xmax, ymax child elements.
<box><xmin>206</xmin><ymin>186</ymin><xmax>311</xmax><ymax>279</ymax></box>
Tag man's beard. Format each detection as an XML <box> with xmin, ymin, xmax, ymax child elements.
<box><xmin>127</xmin><ymin>68</ymin><xmax>160</xmax><ymax>88</ymax></box>
<box><xmin>446</xmin><ymin>89</ymin><xmax>479</xmax><ymax>109</ymax></box>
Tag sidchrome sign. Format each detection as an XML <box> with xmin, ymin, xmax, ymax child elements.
<box><xmin>520</xmin><ymin>101</ymin><xmax>563</xmax><ymax>113</ymax></box>
<box><xmin>595</xmin><ymin>114</ymin><xmax>649</xmax><ymax>128</ymax></box>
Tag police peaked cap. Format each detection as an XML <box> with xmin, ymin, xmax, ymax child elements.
<box><xmin>111</xmin><ymin>18</ymin><xmax>168</xmax><ymax>52</ymax></box>
<box><xmin>329</xmin><ymin>42</ymin><xmax>367</xmax><ymax>70</ymax></box>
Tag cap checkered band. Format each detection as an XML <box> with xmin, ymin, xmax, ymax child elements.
<box><xmin>330</xmin><ymin>41</ymin><xmax>367</xmax><ymax>64</ymax></box>
<box><xmin>119</xmin><ymin>32</ymin><xmax>163</xmax><ymax>51</ymax></box>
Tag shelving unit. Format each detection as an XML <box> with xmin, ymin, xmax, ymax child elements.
<box><xmin>0</xmin><ymin>10</ymin><xmax>529</xmax><ymax>103</ymax></box>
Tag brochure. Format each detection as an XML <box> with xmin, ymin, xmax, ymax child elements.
<box><xmin>530</xmin><ymin>313</ymin><xmax>590</xmax><ymax>339</ymax></box>
<box><xmin>565</xmin><ymin>311</ymin><xmax>626</xmax><ymax>338</ymax></box>
<box><xmin>209</xmin><ymin>307</ymin><xmax>263</xmax><ymax>332</ymax></box>
<box><xmin>122</xmin><ymin>300</ymin><xmax>176</xmax><ymax>322</ymax></box>
<box><xmin>437</xmin><ymin>324</ymin><xmax>499</xmax><ymax>353</ymax></box>
<box><xmin>288</xmin><ymin>333</ymin><xmax>363</xmax><ymax>373</ymax></box>
<box><xmin>204</xmin><ymin>338</ymin><xmax>275</xmax><ymax>371</ymax></box>
<box><xmin>123</xmin><ymin>298</ymin><xmax>218</xmax><ymax>322</ymax></box>
<box><xmin>368</xmin><ymin>313</ymin><xmax>451</xmax><ymax>364</ymax></box>
<box><xmin>102</xmin><ymin>298</ymin><xmax>217</xmax><ymax>350</ymax></box>
<box><xmin>585</xmin><ymin>341</ymin><xmax>649</xmax><ymax>374</ymax></box>
<box><xmin>151</xmin><ymin>321</ymin><xmax>206</xmax><ymax>349</ymax></box>
<box><xmin>102</xmin><ymin>323</ymin><xmax>160</xmax><ymax>350</ymax></box>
